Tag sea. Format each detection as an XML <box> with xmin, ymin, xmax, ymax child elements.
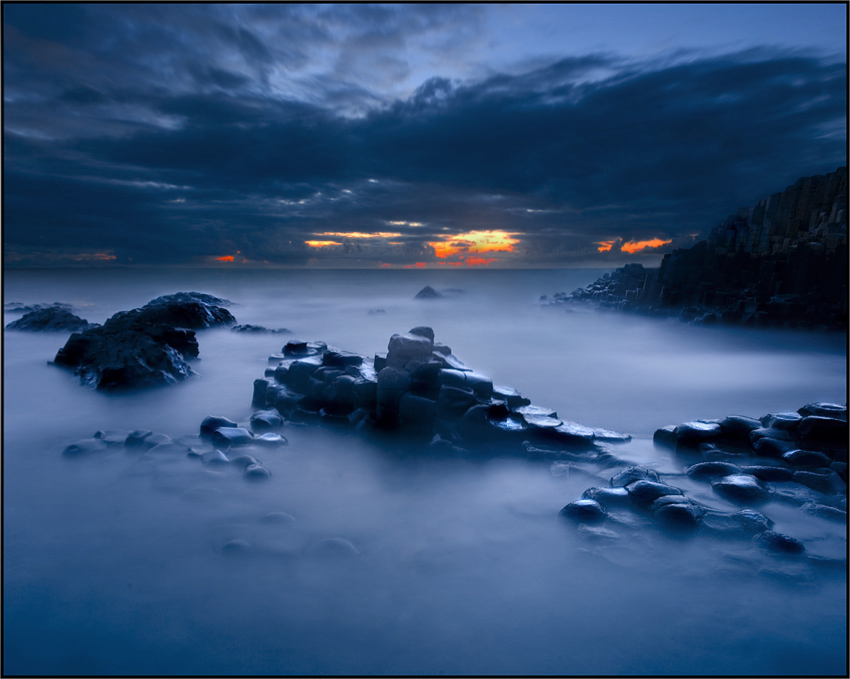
<box><xmin>3</xmin><ymin>267</ymin><xmax>847</xmax><ymax>675</ymax></box>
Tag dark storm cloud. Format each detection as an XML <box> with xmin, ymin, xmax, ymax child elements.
<box><xmin>3</xmin><ymin>3</ymin><xmax>846</xmax><ymax>267</ymax></box>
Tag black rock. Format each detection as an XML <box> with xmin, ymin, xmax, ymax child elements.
<box><xmin>414</xmin><ymin>285</ymin><xmax>443</xmax><ymax>299</ymax></box>
<box><xmin>781</xmin><ymin>449</ymin><xmax>833</xmax><ymax>468</ymax></box>
<box><xmin>797</xmin><ymin>416</ymin><xmax>847</xmax><ymax>444</ymax></box>
<box><xmin>755</xmin><ymin>530</ymin><xmax>805</xmax><ymax>555</ymax></box>
<box><xmin>6</xmin><ymin>307</ymin><xmax>97</xmax><ymax>332</ymax></box>
<box><xmin>797</xmin><ymin>402</ymin><xmax>847</xmax><ymax>421</ymax></box>
<box><xmin>686</xmin><ymin>461</ymin><xmax>741</xmax><ymax>479</ymax></box>
<box><xmin>626</xmin><ymin>480</ymin><xmax>684</xmax><ymax>507</ymax></box>
<box><xmin>739</xmin><ymin>465</ymin><xmax>794</xmax><ymax>482</ymax></box>
<box><xmin>200</xmin><ymin>416</ymin><xmax>238</xmax><ymax>437</ymax></box>
<box><xmin>250</xmin><ymin>410</ymin><xmax>284</xmax><ymax>433</ymax></box>
<box><xmin>52</xmin><ymin>292</ymin><xmax>234</xmax><ymax>390</ymax></box>
<box><xmin>610</xmin><ymin>466</ymin><xmax>660</xmax><ymax>488</ymax></box>
<box><xmin>653</xmin><ymin>501</ymin><xmax>704</xmax><ymax>531</ymax></box>
<box><xmin>560</xmin><ymin>499</ymin><xmax>607</xmax><ymax>523</ymax></box>
<box><xmin>711</xmin><ymin>474</ymin><xmax>771</xmax><ymax>504</ymax></box>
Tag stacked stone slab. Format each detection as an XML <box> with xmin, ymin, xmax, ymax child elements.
<box><xmin>252</xmin><ymin>327</ymin><xmax>631</xmax><ymax>452</ymax></box>
<box><xmin>652</xmin><ymin>402</ymin><xmax>847</xmax><ymax>512</ymax></box>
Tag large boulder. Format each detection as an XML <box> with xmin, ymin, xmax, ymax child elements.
<box><xmin>52</xmin><ymin>292</ymin><xmax>234</xmax><ymax>390</ymax></box>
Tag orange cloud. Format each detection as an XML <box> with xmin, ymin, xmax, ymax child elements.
<box><xmin>379</xmin><ymin>263</ymin><xmax>392</xmax><ymax>268</ymax></box>
<box><xmin>72</xmin><ymin>252</ymin><xmax>117</xmax><ymax>262</ymax></box>
<box><xmin>415</xmin><ymin>262</ymin><xmax>426</xmax><ymax>268</ymax></box>
<box><xmin>428</xmin><ymin>229</ymin><xmax>520</xmax><ymax>264</ymax></box>
<box><xmin>621</xmin><ymin>238</ymin><xmax>672</xmax><ymax>253</ymax></box>
<box><xmin>465</xmin><ymin>257</ymin><xmax>498</xmax><ymax>267</ymax></box>
<box><xmin>305</xmin><ymin>240</ymin><xmax>342</xmax><ymax>248</ymax></box>
<box><xmin>314</xmin><ymin>232</ymin><xmax>402</xmax><ymax>239</ymax></box>
<box><xmin>215</xmin><ymin>255</ymin><xmax>235</xmax><ymax>262</ymax></box>
<box><xmin>596</xmin><ymin>241</ymin><xmax>616</xmax><ymax>252</ymax></box>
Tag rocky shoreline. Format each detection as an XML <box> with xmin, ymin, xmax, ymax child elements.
<box><xmin>544</xmin><ymin>167</ymin><xmax>848</xmax><ymax>330</ymax></box>
<box><xmin>56</xmin><ymin>323</ymin><xmax>847</xmax><ymax>568</ymax></box>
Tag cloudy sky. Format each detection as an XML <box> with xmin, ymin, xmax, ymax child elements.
<box><xmin>3</xmin><ymin>3</ymin><xmax>846</xmax><ymax>268</ymax></box>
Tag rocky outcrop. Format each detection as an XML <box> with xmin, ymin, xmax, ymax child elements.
<box><xmin>252</xmin><ymin>327</ymin><xmax>630</xmax><ymax>455</ymax></box>
<box><xmin>5</xmin><ymin>301</ymin><xmax>74</xmax><ymax>314</ymax></box>
<box><xmin>547</xmin><ymin>167</ymin><xmax>848</xmax><ymax>330</ymax></box>
<box><xmin>53</xmin><ymin>292</ymin><xmax>236</xmax><ymax>390</ymax></box>
<box><xmin>6</xmin><ymin>307</ymin><xmax>97</xmax><ymax>332</ymax></box>
<box><xmin>415</xmin><ymin>285</ymin><xmax>442</xmax><ymax>299</ymax></box>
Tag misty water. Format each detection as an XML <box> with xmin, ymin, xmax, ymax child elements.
<box><xmin>3</xmin><ymin>268</ymin><xmax>847</xmax><ymax>675</ymax></box>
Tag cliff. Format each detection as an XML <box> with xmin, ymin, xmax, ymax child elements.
<box><xmin>552</xmin><ymin>167</ymin><xmax>848</xmax><ymax>330</ymax></box>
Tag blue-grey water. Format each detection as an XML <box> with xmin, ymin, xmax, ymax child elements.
<box><xmin>3</xmin><ymin>268</ymin><xmax>847</xmax><ymax>675</ymax></box>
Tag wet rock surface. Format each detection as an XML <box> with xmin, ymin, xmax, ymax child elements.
<box><xmin>52</xmin><ymin>291</ymin><xmax>235</xmax><ymax>390</ymax></box>
<box><xmin>253</xmin><ymin>326</ymin><xmax>631</xmax><ymax>457</ymax></box>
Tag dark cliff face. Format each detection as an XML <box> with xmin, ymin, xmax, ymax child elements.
<box><xmin>659</xmin><ymin>166</ymin><xmax>847</xmax><ymax>301</ymax></box>
<box><xmin>561</xmin><ymin>167</ymin><xmax>847</xmax><ymax>330</ymax></box>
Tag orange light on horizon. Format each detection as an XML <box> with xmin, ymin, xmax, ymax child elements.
<box><xmin>215</xmin><ymin>255</ymin><xmax>235</xmax><ymax>262</ymax></box>
<box><xmin>427</xmin><ymin>230</ymin><xmax>520</xmax><ymax>265</ymax></box>
<box><xmin>596</xmin><ymin>241</ymin><xmax>616</xmax><ymax>252</ymax></box>
<box><xmin>314</xmin><ymin>232</ymin><xmax>403</xmax><ymax>239</ymax></box>
<box><xmin>305</xmin><ymin>240</ymin><xmax>342</xmax><ymax>248</ymax></box>
<box><xmin>73</xmin><ymin>252</ymin><xmax>118</xmax><ymax>262</ymax></box>
<box><xmin>621</xmin><ymin>238</ymin><xmax>672</xmax><ymax>254</ymax></box>
<box><xmin>465</xmin><ymin>257</ymin><xmax>498</xmax><ymax>267</ymax></box>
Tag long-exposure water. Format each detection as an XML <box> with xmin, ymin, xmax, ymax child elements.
<box><xmin>3</xmin><ymin>267</ymin><xmax>846</xmax><ymax>675</ymax></box>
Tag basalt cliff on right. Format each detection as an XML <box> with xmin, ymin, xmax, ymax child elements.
<box><xmin>548</xmin><ymin>167</ymin><xmax>848</xmax><ymax>330</ymax></box>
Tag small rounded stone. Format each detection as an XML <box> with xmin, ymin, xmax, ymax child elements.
<box><xmin>560</xmin><ymin>499</ymin><xmax>607</xmax><ymax>523</ymax></box>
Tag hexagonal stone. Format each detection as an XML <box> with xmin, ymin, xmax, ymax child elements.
<box><xmin>610</xmin><ymin>466</ymin><xmax>660</xmax><ymax>488</ymax></box>
<box><xmin>754</xmin><ymin>530</ymin><xmax>805</xmax><ymax>555</ymax></box>
<box><xmin>711</xmin><ymin>474</ymin><xmax>771</xmax><ymax>504</ymax></box>
<box><xmin>560</xmin><ymin>499</ymin><xmax>607</xmax><ymax>523</ymax></box>
<box><xmin>685</xmin><ymin>461</ymin><xmax>741</xmax><ymax>479</ymax></box>
<box><xmin>626</xmin><ymin>480</ymin><xmax>684</xmax><ymax>507</ymax></box>
<box><xmin>782</xmin><ymin>449</ymin><xmax>832</xmax><ymax>468</ymax></box>
<box><xmin>674</xmin><ymin>421</ymin><xmax>721</xmax><ymax>446</ymax></box>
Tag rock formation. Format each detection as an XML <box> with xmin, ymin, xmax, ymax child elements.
<box><xmin>547</xmin><ymin>167</ymin><xmax>847</xmax><ymax>330</ymax></box>
<box><xmin>252</xmin><ymin>328</ymin><xmax>630</xmax><ymax>455</ymax></box>
<box><xmin>53</xmin><ymin>292</ymin><xmax>236</xmax><ymax>390</ymax></box>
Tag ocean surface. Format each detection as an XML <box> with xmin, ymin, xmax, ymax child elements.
<box><xmin>3</xmin><ymin>267</ymin><xmax>847</xmax><ymax>675</ymax></box>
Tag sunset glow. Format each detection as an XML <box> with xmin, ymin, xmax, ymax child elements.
<box><xmin>305</xmin><ymin>240</ymin><xmax>342</xmax><ymax>248</ymax></box>
<box><xmin>621</xmin><ymin>238</ymin><xmax>672</xmax><ymax>253</ymax></box>
<box><xmin>428</xmin><ymin>230</ymin><xmax>520</xmax><ymax>264</ymax></box>
<box><xmin>465</xmin><ymin>257</ymin><xmax>498</xmax><ymax>267</ymax></box>
<box><xmin>314</xmin><ymin>232</ymin><xmax>403</xmax><ymax>239</ymax></box>
<box><xmin>215</xmin><ymin>255</ymin><xmax>235</xmax><ymax>262</ymax></box>
<box><xmin>596</xmin><ymin>241</ymin><xmax>616</xmax><ymax>252</ymax></box>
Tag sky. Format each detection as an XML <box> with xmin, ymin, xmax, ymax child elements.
<box><xmin>3</xmin><ymin>3</ymin><xmax>847</xmax><ymax>269</ymax></box>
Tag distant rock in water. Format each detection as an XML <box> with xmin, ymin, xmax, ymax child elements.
<box><xmin>414</xmin><ymin>285</ymin><xmax>442</xmax><ymax>299</ymax></box>
<box><xmin>4</xmin><ymin>301</ymin><xmax>75</xmax><ymax>314</ymax></box>
<box><xmin>53</xmin><ymin>291</ymin><xmax>236</xmax><ymax>390</ymax></box>
<box><xmin>231</xmin><ymin>324</ymin><xmax>292</xmax><ymax>334</ymax></box>
<box><xmin>546</xmin><ymin>167</ymin><xmax>847</xmax><ymax>330</ymax></box>
<box><xmin>6</xmin><ymin>307</ymin><xmax>97</xmax><ymax>332</ymax></box>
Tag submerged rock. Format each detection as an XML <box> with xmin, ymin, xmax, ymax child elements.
<box><xmin>231</xmin><ymin>324</ymin><xmax>291</xmax><ymax>334</ymax></box>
